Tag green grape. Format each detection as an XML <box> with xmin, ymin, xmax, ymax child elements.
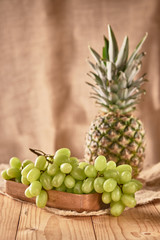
<box><xmin>110</xmin><ymin>201</ymin><xmax>125</xmax><ymax>217</ymax></box>
<box><xmin>131</xmin><ymin>193</ymin><xmax>135</xmax><ymax>198</ymax></box>
<box><xmin>40</xmin><ymin>172</ymin><xmax>53</xmax><ymax>190</ymax></box>
<box><xmin>56</xmin><ymin>183</ymin><xmax>66</xmax><ymax>192</ymax></box>
<box><xmin>94</xmin><ymin>156</ymin><xmax>107</xmax><ymax>171</ymax></box>
<box><xmin>110</xmin><ymin>200</ymin><xmax>115</xmax><ymax>208</ymax></box>
<box><xmin>25</xmin><ymin>187</ymin><xmax>33</xmax><ymax>198</ymax></box>
<box><xmin>60</xmin><ymin>163</ymin><xmax>72</xmax><ymax>174</ymax></box>
<box><xmin>94</xmin><ymin>177</ymin><xmax>105</xmax><ymax>193</ymax></box>
<box><xmin>111</xmin><ymin>186</ymin><xmax>122</xmax><ymax>202</ymax></box>
<box><xmin>47</xmin><ymin>163</ymin><xmax>59</xmax><ymax>176</ymax></box>
<box><xmin>22</xmin><ymin>160</ymin><xmax>33</xmax><ymax>169</ymax></box>
<box><xmin>103</xmin><ymin>178</ymin><xmax>117</xmax><ymax>192</ymax></box>
<box><xmin>73</xmin><ymin>181</ymin><xmax>83</xmax><ymax>194</ymax></box>
<box><xmin>54</xmin><ymin>154</ymin><xmax>69</xmax><ymax>166</ymax></box>
<box><xmin>7</xmin><ymin>168</ymin><xmax>21</xmax><ymax>178</ymax></box>
<box><xmin>79</xmin><ymin>162</ymin><xmax>88</xmax><ymax>169</ymax></box>
<box><xmin>21</xmin><ymin>163</ymin><xmax>34</xmax><ymax>178</ymax></box>
<box><xmin>35</xmin><ymin>155</ymin><xmax>47</xmax><ymax>170</ymax></box>
<box><xmin>103</xmin><ymin>169</ymin><xmax>119</xmax><ymax>181</ymax></box>
<box><xmin>46</xmin><ymin>156</ymin><xmax>54</xmax><ymax>162</ymax></box>
<box><xmin>102</xmin><ymin>192</ymin><xmax>111</xmax><ymax>204</ymax></box>
<box><xmin>82</xmin><ymin>178</ymin><xmax>94</xmax><ymax>194</ymax></box>
<box><xmin>69</xmin><ymin>157</ymin><xmax>79</xmax><ymax>167</ymax></box>
<box><xmin>121</xmin><ymin>194</ymin><xmax>137</xmax><ymax>208</ymax></box>
<box><xmin>122</xmin><ymin>182</ymin><xmax>139</xmax><ymax>194</ymax></box>
<box><xmin>1</xmin><ymin>170</ymin><xmax>11</xmax><ymax>180</ymax></box>
<box><xmin>42</xmin><ymin>161</ymin><xmax>48</xmax><ymax>171</ymax></box>
<box><xmin>84</xmin><ymin>165</ymin><xmax>97</xmax><ymax>178</ymax></box>
<box><xmin>27</xmin><ymin>168</ymin><xmax>40</xmax><ymax>183</ymax></box>
<box><xmin>70</xmin><ymin>167</ymin><xmax>86</xmax><ymax>180</ymax></box>
<box><xmin>9</xmin><ymin>157</ymin><xmax>21</xmax><ymax>169</ymax></box>
<box><xmin>130</xmin><ymin>179</ymin><xmax>143</xmax><ymax>190</ymax></box>
<box><xmin>36</xmin><ymin>190</ymin><xmax>48</xmax><ymax>208</ymax></box>
<box><xmin>116</xmin><ymin>164</ymin><xmax>132</xmax><ymax>173</ymax></box>
<box><xmin>30</xmin><ymin>181</ymin><xmax>42</xmax><ymax>196</ymax></box>
<box><xmin>107</xmin><ymin>161</ymin><xmax>116</xmax><ymax>170</ymax></box>
<box><xmin>64</xmin><ymin>175</ymin><xmax>75</xmax><ymax>189</ymax></box>
<box><xmin>90</xmin><ymin>189</ymin><xmax>96</xmax><ymax>194</ymax></box>
<box><xmin>54</xmin><ymin>148</ymin><xmax>71</xmax><ymax>158</ymax></box>
<box><xmin>51</xmin><ymin>172</ymin><xmax>65</xmax><ymax>188</ymax></box>
<box><xmin>15</xmin><ymin>175</ymin><xmax>21</xmax><ymax>183</ymax></box>
<box><xmin>66</xmin><ymin>188</ymin><xmax>74</xmax><ymax>193</ymax></box>
<box><xmin>21</xmin><ymin>176</ymin><xmax>30</xmax><ymax>185</ymax></box>
<box><xmin>99</xmin><ymin>168</ymin><xmax>107</xmax><ymax>176</ymax></box>
<box><xmin>119</xmin><ymin>171</ymin><xmax>131</xmax><ymax>184</ymax></box>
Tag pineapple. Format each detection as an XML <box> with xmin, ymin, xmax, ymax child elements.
<box><xmin>85</xmin><ymin>25</ymin><xmax>148</xmax><ymax>176</ymax></box>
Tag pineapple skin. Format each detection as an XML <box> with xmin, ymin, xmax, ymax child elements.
<box><xmin>85</xmin><ymin>112</ymin><xmax>145</xmax><ymax>176</ymax></box>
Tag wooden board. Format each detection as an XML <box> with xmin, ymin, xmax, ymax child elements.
<box><xmin>92</xmin><ymin>202</ymin><xmax>160</xmax><ymax>240</ymax></box>
<box><xmin>0</xmin><ymin>194</ymin><xmax>22</xmax><ymax>240</ymax></box>
<box><xmin>0</xmin><ymin>192</ymin><xmax>160</xmax><ymax>240</ymax></box>
<box><xmin>1</xmin><ymin>193</ymin><xmax>160</xmax><ymax>240</ymax></box>
<box><xmin>16</xmin><ymin>203</ymin><xmax>97</xmax><ymax>240</ymax></box>
<box><xmin>5</xmin><ymin>180</ymin><xmax>106</xmax><ymax>212</ymax></box>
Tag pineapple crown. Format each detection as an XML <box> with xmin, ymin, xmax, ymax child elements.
<box><xmin>87</xmin><ymin>25</ymin><xmax>148</xmax><ymax>114</ymax></box>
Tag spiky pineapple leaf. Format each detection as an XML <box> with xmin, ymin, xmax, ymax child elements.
<box><xmin>117</xmin><ymin>89</ymin><xmax>129</xmax><ymax>100</ymax></box>
<box><xmin>118</xmin><ymin>71</ymin><xmax>127</xmax><ymax>89</ymax></box>
<box><xmin>87</xmin><ymin>72</ymin><xmax>102</xmax><ymax>85</ymax></box>
<box><xmin>87</xmin><ymin>26</ymin><xmax>148</xmax><ymax>114</ymax></box>
<box><xmin>122</xmin><ymin>106</ymin><xmax>136</xmax><ymax>113</ymax></box>
<box><xmin>128</xmin><ymin>64</ymin><xmax>142</xmax><ymax>86</ymax></box>
<box><xmin>127</xmin><ymin>89</ymin><xmax>145</xmax><ymax>100</ymax></box>
<box><xmin>128</xmin><ymin>87</ymin><xmax>138</xmax><ymax>97</ymax></box>
<box><xmin>102</xmin><ymin>36</ymin><xmax>109</xmax><ymax>61</ymax></box>
<box><xmin>86</xmin><ymin>82</ymin><xmax>108</xmax><ymax>99</ymax></box>
<box><xmin>128</xmin><ymin>76</ymin><xmax>147</xmax><ymax>96</ymax></box>
<box><xmin>125</xmin><ymin>52</ymin><xmax>146</xmax><ymax>82</ymax></box>
<box><xmin>125</xmin><ymin>52</ymin><xmax>146</xmax><ymax>86</ymax></box>
<box><xmin>96</xmin><ymin>102</ymin><xmax>112</xmax><ymax>111</ymax></box>
<box><xmin>96</xmin><ymin>64</ymin><xmax>106</xmax><ymax>78</ymax></box>
<box><xmin>86</xmin><ymin>81</ymin><xmax>99</xmax><ymax>92</ymax></box>
<box><xmin>95</xmin><ymin>93</ymin><xmax>112</xmax><ymax>104</ymax></box>
<box><xmin>115</xmin><ymin>36</ymin><xmax>129</xmax><ymax>69</ymax></box>
<box><xmin>127</xmin><ymin>33</ymin><xmax>148</xmax><ymax>67</ymax></box>
<box><xmin>108</xmin><ymin>25</ymin><xmax>118</xmax><ymax>62</ymax></box>
<box><xmin>88</xmin><ymin>60</ymin><xmax>96</xmax><ymax>71</ymax></box>
<box><xmin>106</xmin><ymin>61</ymin><xmax>116</xmax><ymax>81</ymax></box>
<box><xmin>91</xmin><ymin>94</ymin><xmax>112</xmax><ymax>107</ymax></box>
<box><xmin>136</xmin><ymin>52</ymin><xmax>146</xmax><ymax>61</ymax></box>
<box><xmin>89</xmin><ymin>47</ymin><xmax>101</xmax><ymax>63</ymax></box>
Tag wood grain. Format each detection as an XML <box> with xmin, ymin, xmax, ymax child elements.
<box><xmin>92</xmin><ymin>202</ymin><xmax>160</xmax><ymax>240</ymax></box>
<box><xmin>0</xmin><ymin>192</ymin><xmax>160</xmax><ymax>240</ymax></box>
<box><xmin>0</xmin><ymin>194</ymin><xmax>22</xmax><ymax>240</ymax></box>
<box><xmin>153</xmin><ymin>200</ymin><xmax>160</xmax><ymax>214</ymax></box>
<box><xmin>16</xmin><ymin>203</ymin><xmax>96</xmax><ymax>240</ymax></box>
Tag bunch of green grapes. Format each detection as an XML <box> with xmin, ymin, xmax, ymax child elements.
<box><xmin>1</xmin><ymin>148</ymin><xmax>142</xmax><ymax>216</ymax></box>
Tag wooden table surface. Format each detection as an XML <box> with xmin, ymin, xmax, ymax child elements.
<box><xmin>0</xmin><ymin>194</ymin><xmax>160</xmax><ymax>240</ymax></box>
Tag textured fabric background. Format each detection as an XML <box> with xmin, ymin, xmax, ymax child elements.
<box><xmin>0</xmin><ymin>0</ymin><xmax>159</xmax><ymax>167</ymax></box>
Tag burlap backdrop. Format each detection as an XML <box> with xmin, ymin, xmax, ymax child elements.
<box><xmin>0</xmin><ymin>0</ymin><xmax>159</xmax><ymax>167</ymax></box>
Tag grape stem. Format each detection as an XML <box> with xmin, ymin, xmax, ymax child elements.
<box><xmin>29</xmin><ymin>148</ymin><xmax>46</xmax><ymax>156</ymax></box>
<box><xmin>29</xmin><ymin>148</ymin><xmax>54</xmax><ymax>163</ymax></box>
